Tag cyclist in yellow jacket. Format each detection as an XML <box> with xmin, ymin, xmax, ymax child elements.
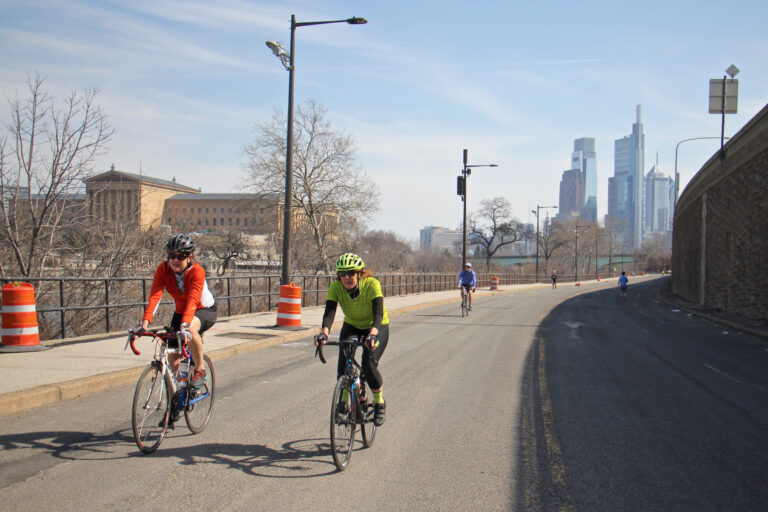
<box><xmin>314</xmin><ymin>253</ymin><xmax>389</xmax><ymax>426</ymax></box>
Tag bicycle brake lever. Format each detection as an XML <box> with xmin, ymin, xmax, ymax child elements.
<box><xmin>315</xmin><ymin>344</ymin><xmax>327</xmax><ymax>364</ymax></box>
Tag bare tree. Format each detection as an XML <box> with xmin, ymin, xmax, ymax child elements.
<box><xmin>197</xmin><ymin>231</ymin><xmax>256</xmax><ymax>276</ymax></box>
<box><xmin>413</xmin><ymin>248</ymin><xmax>459</xmax><ymax>273</ymax></box>
<box><xmin>540</xmin><ymin>220</ymin><xmax>566</xmax><ymax>277</ymax></box>
<box><xmin>0</xmin><ymin>74</ymin><xmax>112</xmax><ymax>277</ymax></box>
<box><xmin>604</xmin><ymin>215</ymin><xmax>631</xmax><ymax>274</ymax></box>
<box><xmin>353</xmin><ymin>230</ymin><xmax>413</xmax><ymax>272</ymax></box>
<box><xmin>468</xmin><ymin>197</ymin><xmax>526</xmax><ymax>270</ymax></box>
<box><xmin>242</xmin><ymin>100</ymin><xmax>380</xmax><ymax>272</ymax></box>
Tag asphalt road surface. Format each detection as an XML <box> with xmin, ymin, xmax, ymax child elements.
<box><xmin>1</xmin><ymin>276</ymin><xmax>766</xmax><ymax>511</ymax></box>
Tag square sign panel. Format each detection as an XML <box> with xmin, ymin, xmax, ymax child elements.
<box><xmin>709</xmin><ymin>79</ymin><xmax>738</xmax><ymax>114</ymax></box>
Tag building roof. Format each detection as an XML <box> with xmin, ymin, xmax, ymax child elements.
<box><xmin>646</xmin><ymin>163</ymin><xmax>666</xmax><ymax>179</ymax></box>
<box><xmin>165</xmin><ymin>193</ymin><xmax>281</xmax><ymax>201</ymax></box>
<box><xmin>84</xmin><ymin>167</ymin><xmax>200</xmax><ymax>193</ymax></box>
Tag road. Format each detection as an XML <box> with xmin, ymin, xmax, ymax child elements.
<box><xmin>1</xmin><ymin>276</ymin><xmax>766</xmax><ymax>511</ymax></box>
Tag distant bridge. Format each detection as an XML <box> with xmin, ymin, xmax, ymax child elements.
<box><xmin>488</xmin><ymin>254</ymin><xmax>635</xmax><ymax>268</ymax></box>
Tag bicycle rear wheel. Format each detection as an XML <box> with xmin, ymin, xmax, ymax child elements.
<box><xmin>360</xmin><ymin>396</ymin><xmax>377</xmax><ymax>448</ymax></box>
<box><xmin>330</xmin><ymin>376</ymin><xmax>355</xmax><ymax>470</ymax></box>
<box><xmin>185</xmin><ymin>354</ymin><xmax>215</xmax><ymax>433</ymax></box>
<box><xmin>132</xmin><ymin>363</ymin><xmax>170</xmax><ymax>454</ymax></box>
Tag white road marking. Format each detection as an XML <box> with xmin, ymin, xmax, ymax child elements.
<box><xmin>703</xmin><ymin>363</ymin><xmax>742</xmax><ymax>384</ymax></box>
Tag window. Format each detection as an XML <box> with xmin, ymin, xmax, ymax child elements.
<box><xmin>236</xmin><ymin>218</ymin><xmax>240</xmax><ymax>226</ymax></box>
<box><xmin>220</xmin><ymin>218</ymin><xmax>224</xmax><ymax>225</ymax></box>
<box><xmin>228</xmin><ymin>218</ymin><xmax>232</xmax><ymax>226</ymax></box>
<box><xmin>228</xmin><ymin>208</ymin><xmax>232</xmax><ymax>213</ymax></box>
<box><xmin>213</xmin><ymin>207</ymin><xmax>217</xmax><ymax>214</ymax></box>
<box><xmin>212</xmin><ymin>218</ymin><xmax>217</xmax><ymax>226</ymax></box>
<box><xmin>205</xmin><ymin>207</ymin><xmax>209</xmax><ymax>214</ymax></box>
<box><xmin>244</xmin><ymin>218</ymin><xmax>248</xmax><ymax>226</ymax></box>
<box><xmin>205</xmin><ymin>219</ymin><xmax>209</xmax><ymax>226</ymax></box>
<box><xmin>197</xmin><ymin>219</ymin><xmax>201</xmax><ymax>225</ymax></box>
<box><xmin>198</xmin><ymin>208</ymin><xmax>201</xmax><ymax>214</ymax></box>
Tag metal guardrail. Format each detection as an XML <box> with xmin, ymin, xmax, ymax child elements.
<box><xmin>1</xmin><ymin>272</ymin><xmax>552</xmax><ymax>341</ymax></box>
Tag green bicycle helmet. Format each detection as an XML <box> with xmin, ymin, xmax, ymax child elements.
<box><xmin>335</xmin><ymin>253</ymin><xmax>365</xmax><ymax>272</ymax></box>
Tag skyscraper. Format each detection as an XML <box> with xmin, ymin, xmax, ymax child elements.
<box><xmin>608</xmin><ymin>105</ymin><xmax>645</xmax><ymax>247</ymax></box>
<box><xmin>572</xmin><ymin>137</ymin><xmax>597</xmax><ymax>223</ymax></box>
<box><xmin>556</xmin><ymin>168</ymin><xmax>584</xmax><ymax>221</ymax></box>
<box><xmin>643</xmin><ymin>161</ymin><xmax>675</xmax><ymax>235</ymax></box>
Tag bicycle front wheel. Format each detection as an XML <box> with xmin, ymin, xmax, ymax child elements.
<box><xmin>330</xmin><ymin>376</ymin><xmax>355</xmax><ymax>471</ymax></box>
<box><xmin>461</xmin><ymin>295</ymin><xmax>467</xmax><ymax>317</ymax></box>
<box><xmin>185</xmin><ymin>354</ymin><xmax>215</xmax><ymax>434</ymax></box>
<box><xmin>132</xmin><ymin>363</ymin><xmax>170</xmax><ymax>454</ymax></box>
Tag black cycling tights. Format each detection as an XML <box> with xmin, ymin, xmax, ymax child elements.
<box><xmin>336</xmin><ymin>322</ymin><xmax>389</xmax><ymax>391</ymax></box>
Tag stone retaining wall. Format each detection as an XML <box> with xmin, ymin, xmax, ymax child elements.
<box><xmin>672</xmin><ymin>103</ymin><xmax>768</xmax><ymax>321</ymax></box>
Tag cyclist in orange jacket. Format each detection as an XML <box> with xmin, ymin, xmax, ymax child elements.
<box><xmin>138</xmin><ymin>234</ymin><xmax>217</xmax><ymax>388</ymax></box>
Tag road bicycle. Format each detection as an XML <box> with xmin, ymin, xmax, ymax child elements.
<box><xmin>460</xmin><ymin>286</ymin><xmax>472</xmax><ymax>317</ymax></box>
<box><xmin>316</xmin><ymin>336</ymin><xmax>376</xmax><ymax>471</ymax></box>
<box><xmin>126</xmin><ymin>327</ymin><xmax>215</xmax><ymax>454</ymax></box>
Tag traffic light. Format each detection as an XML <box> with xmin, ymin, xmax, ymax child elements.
<box><xmin>457</xmin><ymin>176</ymin><xmax>465</xmax><ymax>196</ymax></box>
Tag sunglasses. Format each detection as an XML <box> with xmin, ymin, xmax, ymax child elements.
<box><xmin>168</xmin><ymin>252</ymin><xmax>189</xmax><ymax>261</ymax></box>
<box><xmin>338</xmin><ymin>271</ymin><xmax>357</xmax><ymax>278</ymax></box>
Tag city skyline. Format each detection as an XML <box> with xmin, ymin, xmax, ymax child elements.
<box><xmin>1</xmin><ymin>0</ymin><xmax>766</xmax><ymax>241</ymax></box>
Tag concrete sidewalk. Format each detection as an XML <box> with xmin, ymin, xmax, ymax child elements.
<box><xmin>0</xmin><ymin>283</ymin><xmax>548</xmax><ymax>416</ymax></box>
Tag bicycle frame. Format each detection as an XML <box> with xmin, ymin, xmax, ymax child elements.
<box><xmin>316</xmin><ymin>336</ymin><xmax>365</xmax><ymax>395</ymax></box>
<box><xmin>128</xmin><ymin>329</ymin><xmax>211</xmax><ymax>423</ymax></box>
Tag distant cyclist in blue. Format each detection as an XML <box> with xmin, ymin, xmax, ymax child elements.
<box><xmin>618</xmin><ymin>271</ymin><xmax>629</xmax><ymax>301</ymax></box>
<box><xmin>457</xmin><ymin>262</ymin><xmax>477</xmax><ymax>311</ymax></box>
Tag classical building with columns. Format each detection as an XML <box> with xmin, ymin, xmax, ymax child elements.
<box><xmin>84</xmin><ymin>167</ymin><xmax>200</xmax><ymax>229</ymax></box>
<box><xmin>84</xmin><ymin>167</ymin><xmax>338</xmax><ymax>239</ymax></box>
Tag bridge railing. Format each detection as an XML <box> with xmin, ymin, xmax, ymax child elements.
<box><xmin>1</xmin><ymin>272</ymin><xmax>549</xmax><ymax>341</ymax></box>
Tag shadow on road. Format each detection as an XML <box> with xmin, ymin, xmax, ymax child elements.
<box><xmin>0</xmin><ymin>426</ymin><xmax>357</xmax><ymax>482</ymax></box>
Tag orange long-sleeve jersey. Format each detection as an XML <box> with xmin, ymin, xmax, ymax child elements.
<box><xmin>142</xmin><ymin>261</ymin><xmax>214</xmax><ymax>326</ymax></box>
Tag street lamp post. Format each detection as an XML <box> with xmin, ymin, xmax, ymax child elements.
<box><xmin>573</xmin><ymin>224</ymin><xmax>586</xmax><ymax>282</ymax></box>
<box><xmin>531</xmin><ymin>205</ymin><xmax>557</xmax><ymax>283</ymax></box>
<box><xmin>458</xmin><ymin>149</ymin><xmax>497</xmax><ymax>266</ymax></box>
<box><xmin>595</xmin><ymin>233</ymin><xmax>608</xmax><ymax>280</ymax></box>
<box><xmin>266</xmin><ymin>14</ymin><xmax>367</xmax><ymax>285</ymax></box>
<box><xmin>674</xmin><ymin>136</ymin><xmax>729</xmax><ymax>204</ymax></box>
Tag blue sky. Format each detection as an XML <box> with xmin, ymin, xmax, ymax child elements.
<box><xmin>2</xmin><ymin>0</ymin><xmax>766</xmax><ymax>241</ymax></box>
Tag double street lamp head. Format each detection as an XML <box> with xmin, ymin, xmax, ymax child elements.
<box><xmin>265</xmin><ymin>40</ymin><xmax>291</xmax><ymax>70</ymax></box>
<box><xmin>265</xmin><ymin>40</ymin><xmax>288</xmax><ymax>58</ymax></box>
<box><xmin>346</xmin><ymin>17</ymin><xmax>368</xmax><ymax>24</ymax></box>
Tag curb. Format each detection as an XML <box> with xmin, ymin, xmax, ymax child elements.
<box><xmin>655</xmin><ymin>281</ymin><xmax>768</xmax><ymax>341</ymax></box>
<box><xmin>0</xmin><ymin>289</ymin><xmax>516</xmax><ymax>417</ymax></box>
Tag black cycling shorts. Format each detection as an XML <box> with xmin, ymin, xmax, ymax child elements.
<box><xmin>170</xmin><ymin>303</ymin><xmax>218</xmax><ymax>335</ymax></box>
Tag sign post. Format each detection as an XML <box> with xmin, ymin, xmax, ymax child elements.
<box><xmin>709</xmin><ymin>64</ymin><xmax>739</xmax><ymax>148</ymax></box>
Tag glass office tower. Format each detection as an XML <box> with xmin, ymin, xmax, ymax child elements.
<box><xmin>572</xmin><ymin>137</ymin><xmax>597</xmax><ymax>223</ymax></box>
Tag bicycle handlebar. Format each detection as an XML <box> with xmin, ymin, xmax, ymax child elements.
<box><xmin>125</xmin><ymin>327</ymin><xmax>184</xmax><ymax>357</ymax></box>
<box><xmin>315</xmin><ymin>336</ymin><xmax>365</xmax><ymax>365</ymax></box>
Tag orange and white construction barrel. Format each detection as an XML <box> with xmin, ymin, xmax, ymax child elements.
<box><xmin>276</xmin><ymin>283</ymin><xmax>302</xmax><ymax>328</ymax></box>
<box><xmin>1</xmin><ymin>282</ymin><xmax>51</xmax><ymax>352</ymax></box>
<box><xmin>490</xmin><ymin>277</ymin><xmax>499</xmax><ymax>290</ymax></box>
